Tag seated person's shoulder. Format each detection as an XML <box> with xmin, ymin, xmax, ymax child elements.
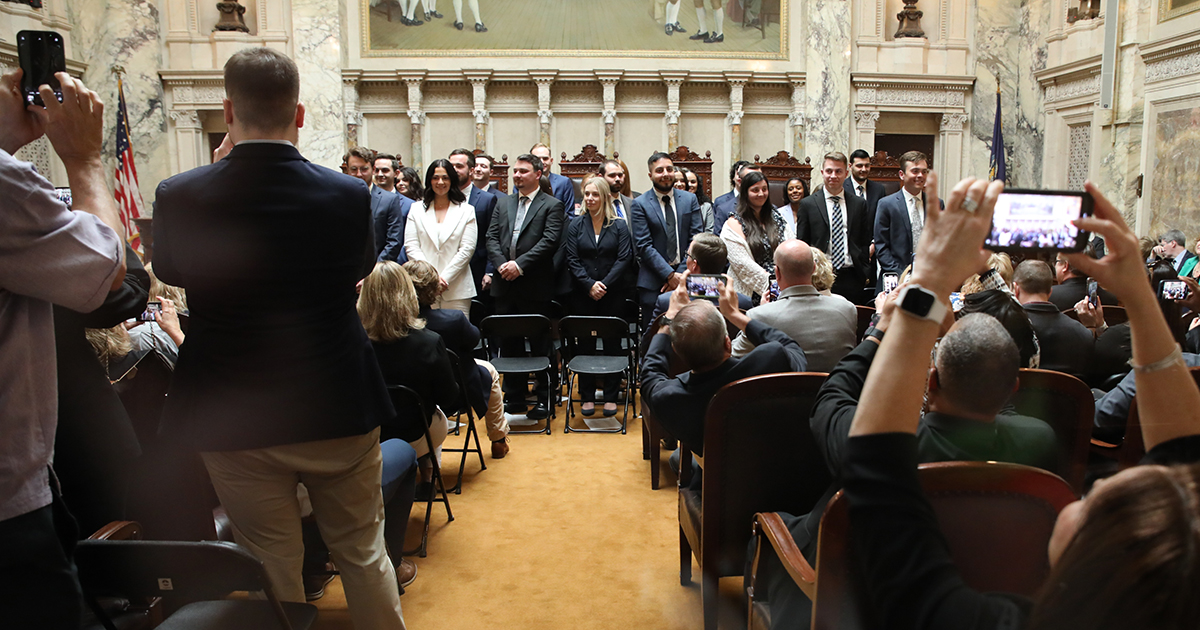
<box><xmin>995</xmin><ymin>412</ymin><xmax>1059</xmax><ymax>465</ymax></box>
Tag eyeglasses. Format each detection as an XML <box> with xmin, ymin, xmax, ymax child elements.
<box><xmin>348</xmin><ymin>167</ymin><xmax>371</xmax><ymax>175</ymax></box>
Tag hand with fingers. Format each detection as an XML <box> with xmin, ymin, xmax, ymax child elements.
<box><xmin>1062</xmin><ymin>182</ymin><xmax>1158</xmax><ymax>308</ymax></box>
<box><xmin>0</xmin><ymin>69</ymin><xmax>45</xmax><ymax>154</ymax></box>
<box><xmin>1175</xmin><ymin>276</ymin><xmax>1200</xmax><ymax>313</ymax></box>
<box><xmin>908</xmin><ymin>173</ymin><xmax>1005</xmax><ymax>299</ymax></box>
<box><xmin>27</xmin><ymin>72</ymin><xmax>105</xmax><ymax>167</ymax></box>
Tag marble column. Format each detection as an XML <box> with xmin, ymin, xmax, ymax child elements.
<box><xmin>291</xmin><ymin>0</ymin><xmax>344</xmax><ymax>169</ymax></box>
<box><xmin>598</xmin><ymin>72</ymin><xmax>622</xmax><ymax>157</ymax></box>
<box><xmin>169</xmin><ymin>109</ymin><xmax>206</xmax><ymax>173</ymax></box>
<box><xmin>663</xmin><ymin>72</ymin><xmax>686</xmax><ymax>152</ymax></box>
<box><xmin>532</xmin><ymin>72</ymin><xmax>557</xmax><ymax>147</ymax></box>
<box><xmin>938</xmin><ymin>113</ymin><xmax>969</xmax><ymax>184</ymax></box>
<box><xmin>403</xmin><ymin>75</ymin><xmax>426</xmax><ymax>173</ymax></box>
<box><xmin>853</xmin><ymin>110</ymin><xmax>879</xmax><ymax>154</ymax></box>
<box><xmin>65</xmin><ymin>0</ymin><xmax>168</xmax><ymax>206</ymax></box>
<box><xmin>789</xmin><ymin>76</ymin><xmax>806</xmax><ymax>158</ymax></box>
<box><xmin>466</xmin><ymin>71</ymin><xmax>491</xmax><ymax>152</ymax></box>
<box><xmin>804</xmin><ymin>0</ymin><xmax>852</xmax><ymax>160</ymax></box>
<box><xmin>726</xmin><ymin>74</ymin><xmax>749</xmax><ymax>163</ymax></box>
<box><xmin>343</xmin><ymin>79</ymin><xmax>361</xmax><ymax>150</ymax></box>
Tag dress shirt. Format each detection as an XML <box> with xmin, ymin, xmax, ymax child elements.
<box><xmin>612</xmin><ymin>198</ymin><xmax>625</xmax><ymax>219</ymax></box>
<box><xmin>824</xmin><ymin>191</ymin><xmax>851</xmax><ymax>269</ymax></box>
<box><xmin>852</xmin><ymin>178</ymin><xmax>867</xmax><ymax>199</ymax></box>
<box><xmin>656</xmin><ymin>191</ymin><xmax>681</xmax><ymax>265</ymax></box>
<box><xmin>902</xmin><ymin>187</ymin><xmax>923</xmax><ymax>247</ymax></box>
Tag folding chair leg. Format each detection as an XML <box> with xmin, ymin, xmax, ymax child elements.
<box><xmin>680</xmin><ymin>526</ymin><xmax>692</xmax><ymax>585</ymax></box>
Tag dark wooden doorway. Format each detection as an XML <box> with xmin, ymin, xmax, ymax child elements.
<box><xmin>873</xmin><ymin>133</ymin><xmax>935</xmax><ymax>169</ymax></box>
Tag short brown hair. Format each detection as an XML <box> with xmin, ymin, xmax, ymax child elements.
<box><xmin>403</xmin><ymin>260</ymin><xmax>441</xmax><ymax>307</ymax></box>
<box><xmin>899</xmin><ymin>150</ymin><xmax>929</xmax><ymax>172</ymax></box>
<box><xmin>224</xmin><ymin>47</ymin><xmax>300</xmax><ymax>132</ymax></box>
<box><xmin>823</xmin><ymin>152</ymin><xmax>848</xmax><ymax>168</ymax></box>
<box><xmin>374</xmin><ymin>153</ymin><xmax>398</xmax><ymax>172</ymax></box>
<box><xmin>689</xmin><ymin>233</ymin><xmax>728</xmax><ymax>274</ymax></box>
<box><xmin>1013</xmin><ymin>260</ymin><xmax>1054</xmax><ymax>296</ymax></box>
<box><xmin>348</xmin><ymin>146</ymin><xmax>375</xmax><ymax>165</ymax></box>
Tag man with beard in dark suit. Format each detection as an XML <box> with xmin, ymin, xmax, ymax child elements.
<box><xmin>630</xmin><ymin>151</ymin><xmax>704</xmax><ymax>327</ymax></box>
<box><xmin>795</xmin><ymin>152</ymin><xmax>872</xmax><ymax>304</ymax></box>
<box><xmin>449</xmin><ymin>148</ymin><xmax>498</xmax><ymax>296</ymax></box>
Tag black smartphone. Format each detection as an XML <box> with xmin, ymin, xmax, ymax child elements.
<box><xmin>882</xmin><ymin>272</ymin><xmax>900</xmax><ymax>294</ymax></box>
<box><xmin>984</xmin><ymin>189</ymin><xmax>1093</xmax><ymax>253</ymax></box>
<box><xmin>686</xmin><ymin>274</ymin><xmax>725</xmax><ymax>302</ymax></box>
<box><xmin>139</xmin><ymin>301</ymin><xmax>162</xmax><ymax>322</ymax></box>
<box><xmin>17</xmin><ymin>30</ymin><xmax>66</xmax><ymax>107</ymax></box>
<box><xmin>1160</xmin><ymin>280</ymin><xmax>1190</xmax><ymax>301</ymax></box>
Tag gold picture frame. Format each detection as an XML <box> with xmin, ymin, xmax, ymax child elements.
<box><xmin>1160</xmin><ymin>0</ymin><xmax>1200</xmax><ymax>22</ymax></box>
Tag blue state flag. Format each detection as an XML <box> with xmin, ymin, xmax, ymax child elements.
<box><xmin>989</xmin><ymin>90</ymin><xmax>1007</xmax><ymax>183</ymax></box>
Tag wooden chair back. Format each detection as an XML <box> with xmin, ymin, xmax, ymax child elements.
<box><xmin>811</xmin><ymin>461</ymin><xmax>1076</xmax><ymax>630</ymax></box>
<box><xmin>865</xmin><ymin>150</ymin><xmax>903</xmax><ymax>196</ymax></box>
<box><xmin>1012</xmin><ymin>368</ymin><xmax>1095</xmax><ymax>495</ymax></box>
<box><xmin>855</xmin><ymin>306</ymin><xmax>875</xmax><ymax>342</ymax></box>
<box><xmin>474</xmin><ymin>150</ymin><xmax>509</xmax><ymax>193</ymax></box>
<box><xmin>559</xmin><ymin>145</ymin><xmax>608</xmax><ymax>205</ymax></box>
<box><xmin>667</xmin><ymin>146</ymin><xmax>714</xmax><ymax>200</ymax></box>
<box><xmin>754</xmin><ymin>151</ymin><xmax>813</xmax><ymax>208</ymax></box>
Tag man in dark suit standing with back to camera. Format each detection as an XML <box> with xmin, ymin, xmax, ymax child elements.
<box><xmin>874</xmin><ymin>150</ymin><xmax>942</xmax><ymax>293</ymax></box>
<box><xmin>152</xmin><ymin>48</ymin><xmax>407</xmax><ymax>628</ymax></box>
<box><xmin>485</xmin><ymin>153</ymin><xmax>565</xmax><ymax>420</ymax></box>
<box><xmin>631</xmin><ymin>151</ymin><xmax>704</xmax><ymax>327</ymax></box>
<box><xmin>796</xmin><ymin>152</ymin><xmax>872</xmax><ymax>304</ymax></box>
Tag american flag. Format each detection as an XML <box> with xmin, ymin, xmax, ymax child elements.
<box><xmin>114</xmin><ymin>78</ymin><xmax>145</xmax><ymax>252</ymax></box>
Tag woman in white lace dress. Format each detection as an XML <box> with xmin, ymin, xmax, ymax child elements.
<box><xmin>718</xmin><ymin>170</ymin><xmax>788</xmax><ymax>304</ymax></box>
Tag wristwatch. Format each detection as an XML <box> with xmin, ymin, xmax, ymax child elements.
<box><xmin>896</xmin><ymin>284</ymin><xmax>949</xmax><ymax>324</ymax></box>
<box><xmin>658</xmin><ymin>315</ymin><xmax>673</xmax><ymax>329</ymax></box>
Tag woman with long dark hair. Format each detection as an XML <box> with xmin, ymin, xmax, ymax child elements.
<box><xmin>680</xmin><ymin>167</ymin><xmax>714</xmax><ymax>232</ymax></box>
<box><xmin>719</xmin><ymin>170</ymin><xmax>787</xmax><ymax>302</ymax></box>
<box><xmin>403</xmin><ymin>158</ymin><xmax>477</xmax><ymax>315</ymax></box>
<box><xmin>396</xmin><ymin>166</ymin><xmax>423</xmax><ymax>201</ymax></box>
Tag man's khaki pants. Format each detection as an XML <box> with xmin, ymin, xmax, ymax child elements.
<box><xmin>202</xmin><ymin>427</ymin><xmax>405</xmax><ymax>630</ymax></box>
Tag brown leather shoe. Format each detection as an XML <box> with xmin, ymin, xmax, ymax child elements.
<box><xmin>491</xmin><ymin>438</ymin><xmax>510</xmax><ymax>459</ymax></box>
<box><xmin>396</xmin><ymin>558</ymin><xmax>417</xmax><ymax>590</ymax></box>
<box><xmin>303</xmin><ymin>571</ymin><xmax>336</xmax><ymax>601</ymax></box>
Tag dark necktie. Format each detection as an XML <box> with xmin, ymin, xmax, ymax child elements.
<box><xmin>830</xmin><ymin>196</ymin><xmax>846</xmax><ymax>269</ymax></box>
<box><xmin>857</xmin><ymin>184</ymin><xmax>865</xmax><ymax>198</ymax></box>
<box><xmin>663</xmin><ymin>194</ymin><xmax>679</xmax><ymax>266</ymax></box>
<box><xmin>511</xmin><ymin>196</ymin><xmax>530</xmax><ymax>259</ymax></box>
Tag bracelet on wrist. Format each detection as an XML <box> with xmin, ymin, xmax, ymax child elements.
<box><xmin>1129</xmin><ymin>344</ymin><xmax>1184</xmax><ymax>374</ymax></box>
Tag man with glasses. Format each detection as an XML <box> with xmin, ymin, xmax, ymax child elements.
<box><xmin>348</xmin><ymin>146</ymin><xmax>410</xmax><ymax>263</ymax></box>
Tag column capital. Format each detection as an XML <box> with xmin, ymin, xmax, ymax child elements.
<box><xmin>603</xmin><ymin>109</ymin><xmax>617</xmax><ymax>124</ymax></box>
<box><xmin>473</xmin><ymin>109</ymin><xmax>490</xmax><ymax>125</ymax></box>
<box><xmin>666</xmin><ymin>109</ymin><xmax>681</xmax><ymax>125</ymax></box>
<box><xmin>940</xmin><ymin>113</ymin><xmax>969</xmax><ymax>131</ymax></box>
<box><xmin>788</xmin><ymin>113</ymin><xmax>805</xmax><ymax>127</ymax></box>
<box><xmin>407</xmin><ymin>110</ymin><xmax>426</xmax><ymax>125</ymax></box>
<box><xmin>169</xmin><ymin>109</ymin><xmax>202</xmax><ymax>129</ymax></box>
<box><xmin>538</xmin><ymin>109</ymin><xmax>554</xmax><ymax>124</ymax></box>
<box><xmin>854</xmin><ymin>110</ymin><xmax>880</xmax><ymax>129</ymax></box>
<box><xmin>727</xmin><ymin>111</ymin><xmax>744</xmax><ymax>125</ymax></box>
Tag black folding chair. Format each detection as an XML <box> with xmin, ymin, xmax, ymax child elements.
<box><xmin>75</xmin><ymin>539</ymin><xmax>317</xmax><ymax>630</ymax></box>
<box><xmin>440</xmin><ymin>350</ymin><xmax>487</xmax><ymax>494</ymax></box>
<box><xmin>387</xmin><ymin>385</ymin><xmax>454</xmax><ymax>558</ymax></box>
<box><xmin>623</xmin><ymin>298</ymin><xmax>643</xmax><ymax>416</ymax></box>
<box><xmin>559</xmin><ymin>316</ymin><xmax>634</xmax><ymax>434</ymax></box>
<box><xmin>480</xmin><ymin>314</ymin><xmax>557</xmax><ymax>435</ymax></box>
<box><xmin>469</xmin><ymin>299</ymin><xmax>490</xmax><ymax>360</ymax></box>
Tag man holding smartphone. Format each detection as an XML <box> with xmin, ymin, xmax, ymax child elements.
<box><xmin>1</xmin><ymin>68</ymin><xmax>128</xmax><ymax>629</ymax></box>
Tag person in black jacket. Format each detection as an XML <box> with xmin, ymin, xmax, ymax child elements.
<box><xmin>565</xmin><ymin>177</ymin><xmax>634</xmax><ymax>416</ymax></box>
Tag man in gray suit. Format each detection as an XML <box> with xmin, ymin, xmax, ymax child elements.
<box><xmin>731</xmin><ymin>239</ymin><xmax>857</xmax><ymax>371</ymax></box>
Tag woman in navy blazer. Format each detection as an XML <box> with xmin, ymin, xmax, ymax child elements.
<box><xmin>565</xmin><ymin>177</ymin><xmax>634</xmax><ymax>416</ymax></box>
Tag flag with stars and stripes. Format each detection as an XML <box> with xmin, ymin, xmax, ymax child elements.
<box><xmin>114</xmin><ymin>78</ymin><xmax>145</xmax><ymax>252</ymax></box>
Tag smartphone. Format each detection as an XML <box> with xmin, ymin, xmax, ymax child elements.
<box><xmin>686</xmin><ymin>274</ymin><xmax>725</xmax><ymax>302</ymax></box>
<box><xmin>984</xmin><ymin>189</ymin><xmax>1093</xmax><ymax>253</ymax></box>
<box><xmin>1087</xmin><ymin>279</ymin><xmax>1100</xmax><ymax>307</ymax></box>
<box><xmin>882</xmin><ymin>272</ymin><xmax>900</xmax><ymax>294</ymax></box>
<box><xmin>53</xmin><ymin>187</ymin><xmax>72</xmax><ymax>209</ymax></box>
<box><xmin>139</xmin><ymin>301</ymin><xmax>162</xmax><ymax>322</ymax></box>
<box><xmin>17</xmin><ymin>30</ymin><xmax>66</xmax><ymax>107</ymax></box>
<box><xmin>767</xmin><ymin>275</ymin><xmax>780</xmax><ymax>302</ymax></box>
<box><xmin>1160</xmin><ymin>280</ymin><xmax>1190</xmax><ymax>301</ymax></box>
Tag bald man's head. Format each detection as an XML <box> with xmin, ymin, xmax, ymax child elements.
<box><xmin>775</xmin><ymin>239</ymin><xmax>816</xmax><ymax>289</ymax></box>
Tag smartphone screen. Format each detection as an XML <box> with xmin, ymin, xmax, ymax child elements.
<box><xmin>984</xmin><ymin>189</ymin><xmax>1092</xmax><ymax>253</ymax></box>
<box><xmin>1087</xmin><ymin>280</ymin><xmax>1099</xmax><ymax>307</ymax></box>
<box><xmin>139</xmin><ymin>301</ymin><xmax>162</xmax><ymax>322</ymax></box>
<box><xmin>1161</xmin><ymin>280</ymin><xmax>1189</xmax><ymax>301</ymax></box>
<box><xmin>17</xmin><ymin>30</ymin><xmax>65</xmax><ymax>107</ymax></box>
<box><xmin>53</xmin><ymin>187</ymin><xmax>72</xmax><ymax>209</ymax></box>
<box><xmin>882</xmin><ymin>273</ymin><xmax>899</xmax><ymax>294</ymax></box>
<box><xmin>686</xmin><ymin>274</ymin><xmax>724</xmax><ymax>301</ymax></box>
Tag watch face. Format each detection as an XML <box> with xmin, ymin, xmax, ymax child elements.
<box><xmin>901</xmin><ymin>288</ymin><xmax>935</xmax><ymax>317</ymax></box>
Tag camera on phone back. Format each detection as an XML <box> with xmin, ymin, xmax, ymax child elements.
<box><xmin>17</xmin><ymin>31</ymin><xmax>65</xmax><ymax>107</ymax></box>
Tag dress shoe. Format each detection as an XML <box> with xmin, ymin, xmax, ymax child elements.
<box><xmin>504</xmin><ymin>402</ymin><xmax>527</xmax><ymax>415</ymax></box>
<box><xmin>410</xmin><ymin>16</ymin><xmax>423</xmax><ymax>25</ymax></box>
<box><xmin>475</xmin><ymin>22</ymin><xmax>488</xmax><ymax>32</ymax></box>
<box><xmin>415</xmin><ymin>480</ymin><xmax>434</xmax><ymax>501</ymax></box>
<box><xmin>303</xmin><ymin>572</ymin><xmax>335</xmax><ymax>601</ymax></box>
<box><xmin>455</xmin><ymin>20</ymin><xmax>463</xmax><ymax>29</ymax></box>
<box><xmin>672</xmin><ymin>22</ymin><xmax>687</xmax><ymax>33</ymax></box>
<box><xmin>665</xmin><ymin>24</ymin><xmax>673</xmax><ymax>35</ymax></box>
<box><xmin>581</xmin><ymin>402</ymin><xmax>596</xmax><ymax>416</ymax></box>
<box><xmin>396</xmin><ymin>559</ymin><xmax>418</xmax><ymax>589</ymax></box>
<box><xmin>400</xmin><ymin>15</ymin><xmax>410</xmax><ymax>24</ymax></box>
<box><xmin>491</xmin><ymin>438</ymin><xmax>510</xmax><ymax>459</ymax></box>
<box><xmin>430</xmin><ymin>10</ymin><xmax>443</xmax><ymax>18</ymax></box>
<box><xmin>689</xmin><ymin>31</ymin><xmax>708</xmax><ymax>40</ymax></box>
<box><xmin>526</xmin><ymin>403</ymin><xmax>549</xmax><ymax>420</ymax></box>
<box><xmin>704</xmin><ymin>33</ymin><xmax>724</xmax><ymax>43</ymax></box>
<box><xmin>603</xmin><ymin>403</ymin><xmax>618</xmax><ymax>417</ymax></box>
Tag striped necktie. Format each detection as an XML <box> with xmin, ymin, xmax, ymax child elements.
<box><xmin>830</xmin><ymin>196</ymin><xmax>846</xmax><ymax>269</ymax></box>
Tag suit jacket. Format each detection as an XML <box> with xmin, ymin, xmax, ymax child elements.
<box><xmin>153</xmin><ymin>142</ymin><xmax>392</xmax><ymax>451</ymax></box>
<box><xmin>1022</xmin><ymin>302</ymin><xmax>1095</xmax><ymax>380</ymax></box>
<box><xmin>630</xmin><ymin>188</ymin><xmax>703</xmax><ymax>291</ymax></box>
<box><xmin>874</xmin><ymin>190</ymin><xmax>943</xmax><ymax>278</ymax></box>
<box><xmin>485</xmin><ymin>188</ymin><xmax>565</xmax><ymax>301</ymax></box>
<box><xmin>641</xmin><ymin>319</ymin><xmax>807</xmax><ymax>455</ymax></box>
<box><xmin>731</xmin><ymin>284</ymin><xmax>858</xmax><ymax>372</ymax></box>
<box><xmin>371</xmin><ymin>329</ymin><xmax>459</xmax><ymax>444</ymax></box>
<box><xmin>1049</xmin><ymin>276</ymin><xmax>1119</xmax><ymax>311</ymax></box>
<box><xmin>711</xmin><ymin>191</ymin><xmax>736</xmax><ymax>236</ymax></box>
<box><xmin>795</xmin><ymin>189</ymin><xmax>871</xmax><ymax>279</ymax></box>
<box><xmin>843</xmin><ymin>177</ymin><xmax>886</xmax><ymax>232</ymax></box>
<box><xmin>404</xmin><ymin>200</ymin><xmax>478</xmax><ymax>301</ymax></box>
<box><xmin>548</xmin><ymin>172</ymin><xmax>577</xmax><ymax>215</ymax></box>
<box><xmin>372</xmin><ymin>185</ymin><xmax>410</xmax><ymax>264</ymax></box>
<box><xmin>466</xmin><ymin>185</ymin><xmax>498</xmax><ymax>292</ymax></box>
<box><xmin>564</xmin><ymin>214</ymin><xmax>634</xmax><ymax>293</ymax></box>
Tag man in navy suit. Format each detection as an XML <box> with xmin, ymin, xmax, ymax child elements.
<box><xmin>795</xmin><ymin>152</ymin><xmax>872</xmax><ymax>304</ymax></box>
<box><xmin>348</xmin><ymin>146</ymin><xmax>410</xmax><ymax>264</ymax></box>
<box><xmin>152</xmin><ymin>48</ymin><xmax>405</xmax><ymax>626</ymax></box>
<box><xmin>874</xmin><ymin>150</ymin><xmax>942</xmax><ymax>292</ymax></box>
<box><xmin>631</xmin><ymin>151</ymin><xmax>704</xmax><ymax>327</ymax></box>
<box><xmin>531</xmin><ymin>143</ymin><xmax>576</xmax><ymax>215</ymax></box>
<box><xmin>711</xmin><ymin>160</ymin><xmax>759</xmax><ymax>236</ymax></box>
<box><xmin>449</xmin><ymin>148</ymin><xmax>498</xmax><ymax>295</ymax></box>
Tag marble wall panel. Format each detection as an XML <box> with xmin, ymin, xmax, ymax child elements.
<box><xmin>426</xmin><ymin>114</ymin><xmax>475</xmax><ymax>164</ymax></box>
<box><xmin>679</xmin><ymin>114</ymin><xmax>727</xmax><ymax>196</ymax></box>
<box><xmin>363</xmin><ymin>113</ymin><xmax>413</xmax><ymax>165</ymax></box>
<box><xmin>66</xmin><ymin>0</ymin><xmax>168</xmax><ymax>206</ymax></box>
<box><xmin>617</xmin><ymin>114</ymin><xmax>668</xmax><ymax>193</ymax></box>
<box><xmin>1148</xmin><ymin>106</ymin><xmax>1200</xmax><ymax>240</ymax></box>
<box><xmin>292</xmin><ymin>0</ymin><xmax>345</xmax><ymax>169</ymax></box>
<box><xmin>742</xmin><ymin>115</ymin><xmax>788</xmax><ymax>165</ymax></box>
<box><xmin>805</xmin><ymin>0</ymin><xmax>852</xmax><ymax>162</ymax></box>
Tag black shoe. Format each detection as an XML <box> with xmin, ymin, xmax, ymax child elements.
<box><xmin>455</xmin><ymin>20</ymin><xmax>463</xmax><ymax>29</ymax></box>
<box><xmin>672</xmin><ymin>22</ymin><xmax>687</xmax><ymax>33</ymax></box>
<box><xmin>704</xmin><ymin>32</ymin><xmax>724</xmax><ymax>43</ymax></box>
<box><xmin>505</xmin><ymin>402</ymin><xmax>528</xmax><ymax>415</ymax></box>
<box><xmin>400</xmin><ymin>15</ymin><xmax>410</xmax><ymax>24</ymax></box>
<box><xmin>303</xmin><ymin>572</ymin><xmax>335</xmax><ymax>601</ymax></box>
<box><xmin>430</xmin><ymin>10</ymin><xmax>443</xmax><ymax>18</ymax></box>
<box><xmin>526</xmin><ymin>403</ymin><xmax>549</xmax><ymax>420</ymax></box>
<box><xmin>424</xmin><ymin>11</ymin><xmax>431</xmax><ymax>20</ymax></box>
<box><xmin>665</xmin><ymin>24</ymin><xmax>673</xmax><ymax>35</ymax></box>
<box><xmin>603</xmin><ymin>403</ymin><xmax>619</xmax><ymax>417</ymax></box>
<box><xmin>689</xmin><ymin>31</ymin><xmax>708</xmax><ymax>40</ymax></box>
<box><xmin>475</xmin><ymin>22</ymin><xmax>487</xmax><ymax>32</ymax></box>
<box><xmin>410</xmin><ymin>16</ymin><xmax>423</xmax><ymax>25</ymax></box>
<box><xmin>581</xmin><ymin>403</ymin><xmax>596</xmax><ymax>417</ymax></box>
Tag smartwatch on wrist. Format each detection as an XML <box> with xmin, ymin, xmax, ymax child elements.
<box><xmin>896</xmin><ymin>284</ymin><xmax>949</xmax><ymax>324</ymax></box>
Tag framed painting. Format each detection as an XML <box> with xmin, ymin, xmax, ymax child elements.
<box><xmin>1160</xmin><ymin>0</ymin><xmax>1200</xmax><ymax>22</ymax></box>
<box><xmin>362</xmin><ymin>0</ymin><xmax>787</xmax><ymax>59</ymax></box>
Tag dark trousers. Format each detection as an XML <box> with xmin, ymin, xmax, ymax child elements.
<box><xmin>0</xmin><ymin>480</ymin><xmax>84</xmax><ymax>630</ymax></box>
<box><xmin>638</xmin><ymin>288</ymin><xmax>663</xmax><ymax>330</ymax></box>
<box><xmin>495</xmin><ymin>295</ymin><xmax>553</xmax><ymax>406</ymax></box>
<box><xmin>831</xmin><ymin>267</ymin><xmax>868</xmax><ymax>305</ymax></box>
<box><xmin>570</xmin><ymin>291</ymin><xmax>628</xmax><ymax>404</ymax></box>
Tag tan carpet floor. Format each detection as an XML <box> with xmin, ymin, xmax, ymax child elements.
<box><xmin>311</xmin><ymin>397</ymin><xmax>749</xmax><ymax>630</ymax></box>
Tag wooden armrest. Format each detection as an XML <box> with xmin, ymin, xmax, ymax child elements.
<box><xmin>754</xmin><ymin>512</ymin><xmax>816</xmax><ymax>600</ymax></box>
<box><xmin>1090</xmin><ymin>437</ymin><xmax>1120</xmax><ymax>450</ymax></box>
<box><xmin>88</xmin><ymin>520</ymin><xmax>143</xmax><ymax>541</ymax></box>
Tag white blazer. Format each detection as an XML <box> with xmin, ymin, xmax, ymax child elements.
<box><xmin>404</xmin><ymin>201</ymin><xmax>478</xmax><ymax>301</ymax></box>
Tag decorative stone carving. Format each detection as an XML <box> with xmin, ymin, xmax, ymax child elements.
<box><xmin>170</xmin><ymin>109</ymin><xmax>202</xmax><ymax>129</ymax></box>
<box><xmin>727</xmin><ymin>111</ymin><xmax>744</xmax><ymax>125</ymax></box>
<box><xmin>682</xmin><ymin>87</ymin><xmax>729</xmax><ymax>107</ymax></box>
<box><xmin>407</xmin><ymin>110</ymin><xmax>425</xmax><ymax>124</ymax></box>
<box><xmin>562</xmin><ymin>144</ymin><xmax>606</xmax><ymax>164</ymax></box>
<box><xmin>1145</xmin><ymin>49</ymin><xmax>1200</xmax><ymax>84</ymax></box>
<box><xmin>360</xmin><ymin>89</ymin><xmax>404</xmax><ymax>108</ymax></box>
<box><xmin>854</xmin><ymin>110</ymin><xmax>880</xmax><ymax>129</ymax></box>
<box><xmin>553</xmin><ymin>87</ymin><xmax>601</xmax><ymax>106</ymax></box>
<box><xmin>1044</xmin><ymin>75</ymin><xmax>1100</xmax><ymax>102</ymax></box>
<box><xmin>538</xmin><ymin>109</ymin><xmax>553</xmax><ymax>124</ymax></box>
<box><xmin>472</xmin><ymin>109</ymin><xmax>489</xmax><ymax>125</ymax></box>
<box><xmin>214</xmin><ymin>0</ymin><xmax>250</xmax><ymax>32</ymax></box>
<box><xmin>488</xmin><ymin>86</ymin><xmax>536</xmax><ymax>105</ymax></box>
<box><xmin>894</xmin><ymin>0</ymin><xmax>925</xmax><ymax>38</ymax></box>
<box><xmin>666</xmin><ymin>109</ymin><xmax>681</xmax><ymax>125</ymax></box>
<box><xmin>940</xmin><ymin>113</ymin><xmax>969</xmax><ymax>131</ymax></box>
<box><xmin>1067</xmin><ymin>124</ymin><xmax>1091</xmax><ymax>191</ymax></box>
<box><xmin>603</xmin><ymin>109</ymin><xmax>616</xmax><ymax>124</ymax></box>
<box><xmin>744</xmin><ymin>88</ymin><xmax>791</xmax><ymax>109</ymax></box>
<box><xmin>788</xmin><ymin>113</ymin><xmax>806</xmax><ymax>127</ymax></box>
<box><xmin>857</xmin><ymin>88</ymin><xmax>877</xmax><ymax>104</ymax></box>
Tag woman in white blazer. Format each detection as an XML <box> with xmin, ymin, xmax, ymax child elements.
<box><xmin>404</xmin><ymin>158</ymin><xmax>478</xmax><ymax>315</ymax></box>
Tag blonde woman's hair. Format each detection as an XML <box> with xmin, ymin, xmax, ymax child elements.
<box><xmin>581</xmin><ymin>177</ymin><xmax>617</xmax><ymax>226</ymax></box>
<box><xmin>357</xmin><ymin>261</ymin><xmax>425</xmax><ymax>342</ymax></box>
<box><xmin>811</xmin><ymin>249</ymin><xmax>835</xmax><ymax>292</ymax></box>
<box><xmin>144</xmin><ymin>263</ymin><xmax>188</xmax><ymax>311</ymax></box>
<box><xmin>403</xmin><ymin>260</ymin><xmax>442</xmax><ymax>307</ymax></box>
<box><xmin>86</xmin><ymin>325</ymin><xmax>132</xmax><ymax>373</ymax></box>
<box><xmin>960</xmin><ymin>252</ymin><xmax>1015</xmax><ymax>295</ymax></box>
